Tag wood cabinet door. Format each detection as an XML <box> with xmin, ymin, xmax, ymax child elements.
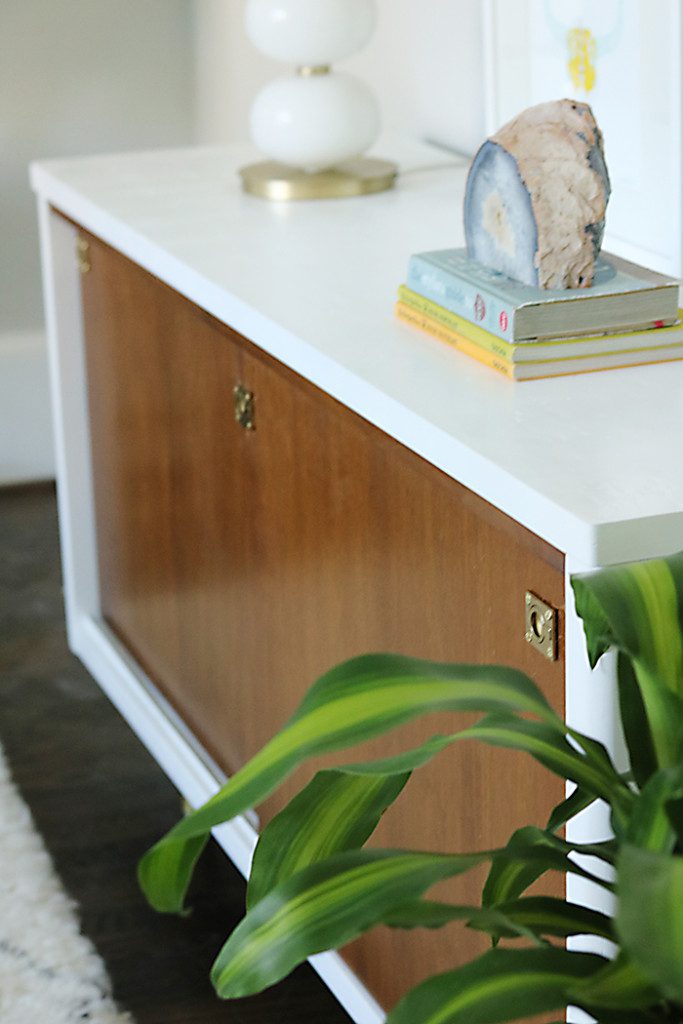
<box><xmin>227</xmin><ymin>337</ymin><xmax>566</xmax><ymax>1010</ymax></box>
<box><xmin>81</xmin><ymin>232</ymin><xmax>566</xmax><ymax>1012</ymax></box>
<box><xmin>81</xmin><ymin>233</ymin><xmax>253</xmax><ymax>769</ymax></box>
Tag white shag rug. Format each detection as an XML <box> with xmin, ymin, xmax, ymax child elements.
<box><xmin>0</xmin><ymin>746</ymin><xmax>133</xmax><ymax>1024</ymax></box>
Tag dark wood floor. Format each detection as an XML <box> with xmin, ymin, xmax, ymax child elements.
<box><xmin>0</xmin><ymin>483</ymin><xmax>352</xmax><ymax>1024</ymax></box>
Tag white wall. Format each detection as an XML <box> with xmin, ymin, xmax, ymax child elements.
<box><xmin>1</xmin><ymin>0</ymin><xmax>195</xmax><ymax>484</ymax></box>
<box><xmin>193</xmin><ymin>0</ymin><xmax>487</xmax><ymax>156</ymax></box>
<box><xmin>4</xmin><ymin>0</ymin><xmax>487</xmax><ymax>483</ymax></box>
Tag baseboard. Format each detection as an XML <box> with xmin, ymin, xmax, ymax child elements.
<box><xmin>0</xmin><ymin>329</ymin><xmax>55</xmax><ymax>485</ymax></box>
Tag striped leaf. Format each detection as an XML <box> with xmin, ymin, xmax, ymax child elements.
<box><xmin>483</xmin><ymin>826</ymin><xmax>615</xmax><ymax>909</ymax></box>
<box><xmin>246</xmin><ymin>714</ymin><xmax>628</xmax><ymax>910</ymax></box>
<box><xmin>211</xmin><ymin>848</ymin><xmax>489</xmax><ymax>998</ymax></box>
<box><xmin>459</xmin><ymin>715</ymin><xmax>629</xmax><ymax>810</ymax></box>
<box><xmin>386</xmin><ymin>947</ymin><xmax>608</xmax><ymax>1024</ymax></box>
<box><xmin>617</xmin><ymin>843</ymin><xmax>683</xmax><ymax>1004</ymax></box>
<box><xmin>138</xmin><ymin>655</ymin><xmax>569</xmax><ymax>912</ymax></box>
<box><xmin>339</xmin><ymin>718</ymin><xmax>626</xmax><ymax>801</ymax></box>
<box><xmin>211</xmin><ymin>842</ymin><xmax>619</xmax><ymax>999</ymax></box>
<box><xmin>246</xmin><ymin>768</ymin><xmax>410</xmax><ymax>909</ymax></box>
<box><xmin>572</xmin><ymin>555</ymin><xmax>683</xmax><ymax>772</ymax></box>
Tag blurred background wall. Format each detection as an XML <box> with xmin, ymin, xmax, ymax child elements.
<box><xmin>1</xmin><ymin>0</ymin><xmax>484</xmax><ymax>485</ymax></box>
<box><xmin>193</xmin><ymin>1</ymin><xmax>485</xmax><ymax>152</ymax></box>
<box><xmin>1</xmin><ymin>0</ymin><xmax>195</xmax><ymax>484</ymax></box>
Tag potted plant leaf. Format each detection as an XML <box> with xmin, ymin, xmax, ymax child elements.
<box><xmin>138</xmin><ymin>552</ymin><xmax>683</xmax><ymax>1023</ymax></box>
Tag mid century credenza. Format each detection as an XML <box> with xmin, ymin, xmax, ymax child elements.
<box><xmin>31</xmin><ymin>139</ymin><xmax>683</xmax><ymax>1023</ymax></box>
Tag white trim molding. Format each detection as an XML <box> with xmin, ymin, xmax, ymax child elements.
<box><xmin>0</xmin><ymin>328</ymin><xmax>54</xmax><ymax>485</ymax></box>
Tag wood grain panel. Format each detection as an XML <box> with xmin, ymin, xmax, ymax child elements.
<box><xmin>80</xmin><ymin>230</ymin><xmax>566</xmax><ymax>1013</ymax></box>
<box><xmin>81</xmin><ymin>235</ymin><xmax>249</xmax><ymax>767</ymax></box>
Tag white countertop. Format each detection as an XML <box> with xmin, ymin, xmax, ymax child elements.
<box><xmin>31</xmin><ymin>138</ymin><xmax>683</xmax><ymax>567</ymax></box>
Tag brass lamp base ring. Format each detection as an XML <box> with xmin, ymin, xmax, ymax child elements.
<box><xmin>239</xmin><ymin>157</ymin><xmax>398</xmax><ymax>201</ymax></box>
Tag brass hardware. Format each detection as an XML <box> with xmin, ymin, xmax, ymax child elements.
<box><xmin>297</xmin><ymin>64</ymin><xmax>331</xmax><ymax>76</ymax></box>
<box><xmin>239</xmin><ymin>157</ymin><xmax>398</xmax><ymax>201</ymax></box>
<box><xmin>233</xmin><ymin>384</ymin><xmax>255</xmax><ymax>430</ymax></box>
<box><xmin>524</xmin><ymin>591</ymin><xmax>558</xmax><ymax>661</ymax></box>
<box><xmin>76</xmin><ymin>237</ymin><xmax>91</xmax><ymax>274</ymax></box>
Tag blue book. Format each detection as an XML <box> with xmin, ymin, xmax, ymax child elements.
<box><xmin>406</xmin><ymin>247</ymin><xmax>678</xmax><ymax>342</ymax></box>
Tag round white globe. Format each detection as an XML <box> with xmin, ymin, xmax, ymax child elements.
<box><xmin>245</xmin><ymin>0</ymin><xmax>376</xmax><ymax>66</ymax></box>
<box><xmin>250</xmin><ymin>72</ymin><xmax>380</xmax><ymax>171</ymax></box>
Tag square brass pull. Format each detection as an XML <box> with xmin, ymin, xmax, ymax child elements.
<box><xmin>525</xmin><ymin>591</ymin><xmax>558</xmax><ymax>661</ymax></box>
<box><xmin>76</xmin><ymin>237</ymin><xmax>91</xmax><ymax>274</ymax></box>
<box><xmin>233</xmin><ymin>384</ymin><xmax>255</xmax><ymax>430</ymax></box>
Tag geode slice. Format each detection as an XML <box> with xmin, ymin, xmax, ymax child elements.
<box><xmin>464</xmin><ymin>99</ymin><xmax>611</xmax><ymax>289</ymax></box>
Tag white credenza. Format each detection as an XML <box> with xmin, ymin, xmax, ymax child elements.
<box><xmin>31</xmin><ymin>138</ymin><xmax>683</xmax><ymax>1024</ymax></box>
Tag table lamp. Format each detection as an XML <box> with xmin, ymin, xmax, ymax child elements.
<box><xmin>240</xmin><ymin>0</ymin><xmax>397</xmax><ymax>199</ymax></box>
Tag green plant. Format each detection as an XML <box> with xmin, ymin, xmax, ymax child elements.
<box><xmin>138</xmin><ymin>552</ymin><xmax>683</xmax><ymax>1023</ymax></box>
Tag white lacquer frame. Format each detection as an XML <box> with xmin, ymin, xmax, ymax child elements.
<box><xmin>564</xmin><ymin>556</ymin><xmax>622</xmax><ymax>1024</ymax></box>
<box><xmin>38</xmin><ymin>198</ymin><xmax>619</xmax><ymax>1024</ymax></box>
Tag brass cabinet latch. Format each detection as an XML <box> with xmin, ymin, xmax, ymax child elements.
<box><xmin>76</xmin><ymin>237</ymin><xmax>91</xmax><ymax>274</ymax></box>
<box><xmin>233</xmin><ymin>384</ymin><xmax>255</xmax><ymax>430</ymax></box>
<box><xmin>525</xmin><ymin>591</ymin><xmax>558</xmax><ymax>661</ymax></box>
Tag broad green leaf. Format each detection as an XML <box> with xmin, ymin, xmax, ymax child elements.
<box><xmin>547</xmin><ymin>785</ymin><xmax>597</xmax><ymax>833</ymax></box>
<box><xmin>378</xmin><ymin>900</ymin><xmax>543</xmax><ymax>945</ymax></box>
<box><xmin>665</xmin><ymin>794</ymin><xmax>683</xmax><ymax>844</ymax></box>
<box><xmin>625</xmin><ymin>766</ymin><xmax>683</xmax><ymax>854</ymax></box>
<box><xmin>246</xmin><ymin>768</ymin><xmax>410</xmax><ymax>909</ymax></box>
<box><xmin>139</xmin><ymin>655</ymin><xmax>565</xmax><ymax>912</ymax></box>
<box><xmin>569</xmin><ymin>952</ymin><xmax>662</xmax><ymax>1010</ymax></box>
<box><xmin>459</xmin><ymin>715</ymin><xmax>629</xmax><ymax>810</ymax></box>
<box><xmin>211</xmin><ymin>848</ymin><xmax>488</xmax><ymax>997</ymax></box>
<box><xmin>211</xmin><ymin>843</ymin><xmax>616</xmax><ymax>999</ymax></box>
<box><xmin>616</xmin><ymin>652</ymin><xmax>658</xmax><ymax>788</ymax></box>
<box><xmin>386</xmin><ymin>947</ymin><xmax>607</xmax><ymax>1024</ymax></box>
<box><xmin>482</xmin><ymin>896</ymin><xmax>614</xmax><ymax>943</ymax></box>
<box><xmin>572</xmin><ymin>557</ymin><xmax>683</xmax><ymax>770</ymax></box>
<box><xmin>617</xmin><ymin>843</ymin><xmax>683</xmax><ymax>1003</ymax></box>
<box><xmin>339</xmin><ymin>719</ymin><xmax>627</xmax><ymax>804</ymax></box>
<box><xmin>572</xmin><ymin>556</ymin><xmax>683</xmax><ymax>681</ymax></box>
<box><xmin>483</xmin><ymin>826</ymin><xmax>615</xmax><ymax>909</ymax></box>
<box><xmin>547</xmin><ymin>772</ymin><xmax>633</xmax><ymax>836</ymax></box>
<box><xmin>385</xmin><ymin>896</ymin><xmax>613</xmax><ymax>944</ymax></box>
<box><xmin>627</xmin><ymin>663</ymin><xmax>683</xmax><ymax>773</ymax></box>
<box><xmin>246</xmin><ymin>714</ymin><xmax>629</xmax><ymax>910</ymax></box>
<box><xmin>382</xmin><ymin>899</ymin><xmax>491</xmax><ymax>930</ymax></box>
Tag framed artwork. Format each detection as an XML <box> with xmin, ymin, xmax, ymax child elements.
<box><xmin>483</xmin><ymin>0</ymin><xmax>683</xmax><ymax>277</ymax></box>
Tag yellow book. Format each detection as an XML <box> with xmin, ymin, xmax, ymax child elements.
<box><xmin>394</xmin><ymin>301</ymin><xmax>683</xmax><ymax>381</ymax></box>
<box><xmin>398</xmin><ymin>284</ymin><xmax>683</xmax><ymax>364</ymax></box>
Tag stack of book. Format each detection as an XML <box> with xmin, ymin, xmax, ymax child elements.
<box><xmin>395</xmin><ymin>248</ymin><xmax>683</xmax><ymax>381</ymax></box>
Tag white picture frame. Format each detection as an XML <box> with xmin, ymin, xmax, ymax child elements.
<box><xmin>483</xmin><ymin>0</ymin><xmax>683</xmax><ymax>278</ymax></box>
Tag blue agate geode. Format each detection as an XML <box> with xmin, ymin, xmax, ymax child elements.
<box><xmin>464</xmin><ymin>99</ymin><xmax>611</xmax><ymax>290</ymax></box>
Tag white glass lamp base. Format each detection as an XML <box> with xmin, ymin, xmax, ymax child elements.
<box><xmin>245</xmin><ymin>0</ymin><xmax>376</xmax><ymax>65</ymax></box>
<box><xmin>250</xmin><ymin>72</ymin><xmax>380</xmax><ymax>172</ymax></box>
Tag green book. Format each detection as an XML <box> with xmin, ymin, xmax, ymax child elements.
<box><xmin>406</xmin><ymin>248</ymin><xmax>679</xmax><ymax>342</ymax></box>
